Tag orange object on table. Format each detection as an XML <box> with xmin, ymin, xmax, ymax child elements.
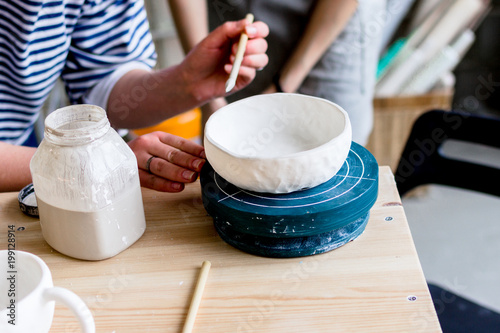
<box><xmin>133</xmin><ymin>108</ymin><xmax>201</xmax><ymax>142</ymax></box>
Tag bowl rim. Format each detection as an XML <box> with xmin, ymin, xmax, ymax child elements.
<box><xmin>204</xmin><ymin>93</ymin><xmax>351</xmax><ymax>161</ymax></box>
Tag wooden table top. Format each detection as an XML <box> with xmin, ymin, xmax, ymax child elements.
<box><xmin>0</xmin><ymin>166</ymin><xmax>441</xmax><ymax>332</ymax></box>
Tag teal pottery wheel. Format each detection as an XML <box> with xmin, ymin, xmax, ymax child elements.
<box><xmin>200</xmin><ymin>142</ymin><xmax>378</xmax><ymax>258</ymax></box>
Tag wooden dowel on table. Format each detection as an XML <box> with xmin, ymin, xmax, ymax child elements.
<box><xmin>182</xmin><ymin>261</ymin><xmax>211</xmax><ymax>333</ymax></box>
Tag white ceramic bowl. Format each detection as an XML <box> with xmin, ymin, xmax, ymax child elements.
<box><xmin>204</xmin><ymin>93</ymin><xmax>352</xmax><ymax>193</ymax></box>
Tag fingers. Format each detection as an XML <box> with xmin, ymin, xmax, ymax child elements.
<box><xmin>224</xmin><ymin>34</ymin><xmax>268</xmax><ymax>79</ymax></box>
<box><xmin>147</xmin><ymin>153</ymin><xmax>200</xmax><ymax>182</ymax></box>
<box><xmin>188</xmin><ymin>18</ymin><xmax>268</xmax><ymax>97</ymax></box>
<box><xmin>223</xmin><ymin>52</ymin><xmax>269</xmax><ymax>87</ymax></box>
<box><xmin>154</xmin><ymin>132</ymin><xmax>206</xmax><ymax>167</ymax></box>
<box><xmin>139</xmin><ymin>161</ymin><xmax>195</xmax><ymax>193</ymax></box>
<box><xmin>223</xmin><ymin>63</ymin><xmax>257</xmax><ymax>84</ymax></box>
<box><xmin>148</xmin><ymin>132</ymin><xmax>206</xmax><ymax>178</ymax></box>
<box><xmin>231</xmin><ymin>38</ymin><xmax>268</xmax><ymax>61</ymax></box>
<box><xmin>244</xmin><ymin>21</ymin><xmax>269</xmax><ymax>39</ymax></box>
<box><xmin>223</xmin><ymin>33</ymin><xmax>269</xmax><ymax>86</ymax></box>
<box><xmin>128</xmin><ymin>132</ymin><xmax>206</xmax><ymax>193</ymax></box>
<box><xmin>228</xmin><ymin>53</ymin><xmax>269</xmax><ymax>70</ymax></box>
<box><xmin>213</xmin><ymin>19</ymin><xmax>269</xmax><ymax>43</ymax></box>
<box><xmin>139</xmin><ymin>170</ymin><xmax>186</xmax><ymax>193</ymax></box>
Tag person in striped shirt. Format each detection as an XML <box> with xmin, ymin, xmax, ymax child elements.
<box><xmin>0</xmin><ymin>0</ymin><xmax>269</xmax><ymax>192</ymax></box>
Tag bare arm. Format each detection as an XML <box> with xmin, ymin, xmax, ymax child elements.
<box><xmin>269</xmin><ymin>0</ymin><xmax>358</xmax><ymax>93</ymax></box>
<box><xmin>107</xmin><ymin>18</ymin><xmax>268</xmax><ymax>129</ymax></box>
<box><xmin>0</xmin><ymin>142</ymin><xmax>36</xmax><ymax>192</ymax></box>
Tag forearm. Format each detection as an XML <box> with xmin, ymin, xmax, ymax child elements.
<box><xmin>107</xmin><ymin>18</ymin><xmax>269</xmax><ymax>129</ymax></box>
<box><xmin>106</xmin><ymin>67</ymin><xmax>200</xmax><ymax>129</ymax></box>
<box><xmin>168</xmin><ymin>0</ymin><xmax>209</xmax><ymax>53</ymax></box>
<box><xmin>109</xmin><ymin>1</ymin><xmax>212</xmax><ymax>129</ymax></box>
<box><xmin>0</xmin><ymin>142</ymin><xmax>36</xmax><ymax>192</ymax></box>
<box><xmin>279</xmin><ymin>0</ymin><xmax>358</xmax><ymax>93</ymax></box>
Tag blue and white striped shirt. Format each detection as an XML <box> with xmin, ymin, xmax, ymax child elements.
<box><xmin>0</xmin><ymin>0</ymin><xmax>156</xmax><ymax>145</ymax></box>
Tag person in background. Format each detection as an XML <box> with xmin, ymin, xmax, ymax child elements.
<box><xmin>0</xmin><ymin>0</ymin><xmax>269</xmax><ymax>193</ymax></box>
<box><xmin>169</xmin><ymin>0</ymin><xmax>411</xmax><ymax>146</ymax></box>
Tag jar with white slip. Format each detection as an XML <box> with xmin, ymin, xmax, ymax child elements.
<box><xmin>30</xmin><ymin>105</ymin><xmax>146</xmax><ymax>260</ymax></box>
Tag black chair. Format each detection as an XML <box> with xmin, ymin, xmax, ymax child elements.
<box><xmin>394</xmin><ymin>109</ymin><xmax>500</xmax><ymax>333</ymax></box>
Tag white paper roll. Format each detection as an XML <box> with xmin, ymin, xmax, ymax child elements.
<box><xmin>401</xmin><ymin>30</ymin><xmax>475</xmax><ymax>95</ymax></box>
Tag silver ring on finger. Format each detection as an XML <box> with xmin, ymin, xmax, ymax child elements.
<box><xmin>146</xmin><ymin>156</ymin><xmax>156</xmax><ymax>174</ymax></box>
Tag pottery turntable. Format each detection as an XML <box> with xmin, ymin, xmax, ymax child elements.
<box><xmin>200</xmin><ymin>142</ymin><xmax>378</xmax><ymax>258</ymax></box>
<box><xmin>200</xmin><ymin>93</ymin><xmax>379</xmax><ymax>258</ymax></box>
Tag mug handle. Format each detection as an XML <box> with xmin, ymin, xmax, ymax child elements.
<box><xmin>43</xmin><ymin>287</ymin><xmax>95</xmax><ymax>333</ymax></box>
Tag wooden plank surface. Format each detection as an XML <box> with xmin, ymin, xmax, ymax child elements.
<box><xmin>0</xmin><ymin>167</ymin><xmax>441</xmax><ymax>332</ymax></box>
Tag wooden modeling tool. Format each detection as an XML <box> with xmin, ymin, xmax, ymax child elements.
<box><xmin>182</xmin><ymin>261</ymin><xmax>211</xmax><ymax>333</ymax></box>
<box><xmin>225</xmin><ymin>13</ymin><xmax>254</xmax><ymax>93</ymax></box>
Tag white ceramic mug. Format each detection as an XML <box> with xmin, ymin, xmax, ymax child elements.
<box><xmin>0</xmin><ymin>250</ymin><xmax>95</xmax><ymax>332</ymax></box>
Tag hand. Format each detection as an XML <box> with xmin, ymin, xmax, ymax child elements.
<box><xmin>181</xmin><ymin>17</ymin><xmax>269</xmax><ymax>102</ymax></box>
<box><xmin>127</xmin><ymin>132</ymin><xmax>206</xmax><ymax>192</ymax></box>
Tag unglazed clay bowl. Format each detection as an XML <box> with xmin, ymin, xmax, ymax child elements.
<box><xmin>204</xmin><ymin>93</ymin><xmax>352</xmax><ymax>193</ymax></box>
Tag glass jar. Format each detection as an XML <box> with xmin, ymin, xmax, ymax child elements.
<box><xmin>30</xmin><ymin>105</ymin><xmax>146</xmax><ymax>260</ymax></box>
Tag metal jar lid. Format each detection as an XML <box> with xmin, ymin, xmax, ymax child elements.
<box><xmin>18</xmin><ymin>183</ymin><xmax>39</xmax><ymax>217</ymax></box>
